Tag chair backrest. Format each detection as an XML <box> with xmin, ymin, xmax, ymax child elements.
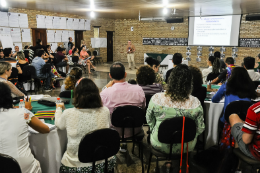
<box><xmin>206</xmin><ymin>72</ymin><xmax>220</xmax><ymax>82</ymax></box>
<box><xmin>41</xmin><ymin>63</ymin><xmax>51</xmax><ymax>74</ymax></box>
<box><xmin>158</xmin><ymin>117</ymin><xmax>196</xmax><ymax>144</ymax></box>
<box><xmin>59</xmin><ymin>90</ymin><xmax>72</xmax><ymax>98</ymax></box>
<box><xmin>22</xmin><ymin>65</ymin><xmax>37</xmax><ymax>78</ymax></box>
<box><xmin>9</xmin><ymin>67</ymin><xmax>18</xmax><ymax>79</ymax></box>
<box><xmin>253</xmin><ymin>81</ymin><xmax>260</xmax><ymax>90</ymax></box>
<box><xmin>0</xmin><ymin>153</ymin><xmax>22</xmax><ymax>173</ymax></box>
<box><xmin>224</xmin><ymin>100</ymin><xmax>254</xmax><ymax>124</ymax></box>
<box><xmin>78</xmin><ymin>128</ymin><xmax>120</xmax><ymax>163</ymax></box>
<box><xmin>93</xmin><ymin>51</ymin><xmax>97</xmax><ymax>56</ymax></box>
<box><xmin>72</xmin><ymin>56</ymin><xmax>79</xmax><ymax>63</ymax></box>
<box><xmin>111</xmin><ymin>105</ymin><xmax>145</xmax><ymax>128</ymax></box>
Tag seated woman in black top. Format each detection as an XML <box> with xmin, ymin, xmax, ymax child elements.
<box><xmin>189</xmin><ymin>65</ymin><xmax>207</xmax><ymax>108</ymax></box>
<box><xmin>16</xmin><ymin>51</ymin><xmax>29</xmax><ymax>83</ymax></box>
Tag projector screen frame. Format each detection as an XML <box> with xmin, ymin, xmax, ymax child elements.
<box><xmin>188</xmin><ymin>14</ymin><xmax>242</xmax><ymax>47</ymax></box>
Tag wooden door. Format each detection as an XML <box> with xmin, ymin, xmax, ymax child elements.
<box><xmin>32</xmin><ymin>29</ymin><xmax>47</xmax><ymax>46</ymax></box>
<box><xmin>75</xmin><ymin>31</ymin><xmax>83</xmax><ymax>49</ymax></box>
<box><xmin>107</xmin><ymin>31</ymin><xmax>113</xmax><ymax>62</ymax></box>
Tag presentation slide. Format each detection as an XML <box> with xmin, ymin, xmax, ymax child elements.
<box><xmin>188</xmin><ymin>15</ymin><xmax>241</xmax><ymax>46</ymax></box>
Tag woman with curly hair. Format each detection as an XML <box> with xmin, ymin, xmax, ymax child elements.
<box><xmin>136</xmin><ymin>65</ymin><xmax>163</xmax><ymax>95</ymax></box>
<box><xmin>61</xmin><ymin>67</ymin><xmax>82</xmax><ymax>92</ymax></box>
<box><xmin>145</xmin><ymin>57</ymin><xmax>166</xmax><ymax>88</ymax></box>
<box><xmin>146</xmin><ymin>64</ymin><xmax>205</xmax><ymax>172</ymax></box>
<box><xmin>189</xmin><ymin>65</ymin><xmax>207</xmax><ymax>108</ymax></box>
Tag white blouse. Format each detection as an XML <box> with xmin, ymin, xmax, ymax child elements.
<box><xmin>0</xmin><ymin>108</ymin><xmax>41</xmax><ymax>173</ymax></box>
<box><xmin>55</xmin><ymin>107</ymin><xmax>112</xmax><ymax>167</ymax></box>
<box><xmin>202</xmin><ymin>66</ymin><xmax>213</xmax><ymax>83</ymax></box>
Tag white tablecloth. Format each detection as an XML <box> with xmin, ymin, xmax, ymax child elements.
<box><xmin>204</xmin><ymin>101</ymin><xmax>224</xmax><ymax>149</ymax></box>
<box><xmin>29</xmin><ymin>129</ymin><xmax>67</xmax><ymax>173</ymax></box>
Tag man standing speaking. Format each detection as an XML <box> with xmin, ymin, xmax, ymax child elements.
<box><xmin>126</xmin><ymin>40</ymin><xmax>136</xmax><ymax>70</ymax></box>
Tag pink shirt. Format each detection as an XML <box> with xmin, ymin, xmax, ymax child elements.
<box><xmin>80</xmin><ymin>51</ymin><xmax>89</xmax><ymax>60</ymax></box>
<box><xmin>100</xmin><ymin>82</ymin><xmax>146</xmax><ymax>137</ymax></box>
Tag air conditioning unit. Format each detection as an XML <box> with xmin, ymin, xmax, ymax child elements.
<box><xmin>140</xmin><ymin>17</ymin><xmax>166</xmax><ymax>22</ymax></box>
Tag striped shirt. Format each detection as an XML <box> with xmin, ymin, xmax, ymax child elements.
<box><xmin>139</xmin><ymin>84</ymin><xmax>163</xmax><ymax>95</ymax></box>
<box><xmin>242</xmin><ymin>102</ymin><xmax>260</xmax><ymax>160</ymax></box>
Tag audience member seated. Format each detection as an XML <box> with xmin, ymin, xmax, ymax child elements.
<box><xmin>100</xmin><ymin>62</ymin><xmax>146</xmax><ymax>137</ymax></box>
<box><xmin>146</xmin><ymin>64</ymin><xmax>205</xmax><ymax>169</ymax></box>
<box><xmin>211</xmin><ymin>57</ymin><xmax>235</xmax><ymax>84</ymax></box>
<box><xmin>26</xmin><ymin>46</ymin><xmax>35</xmax><ymax>60</ymax></box>
<box><xmin>0</xmin><ymin>62</ymin><xmax>24</xmax><ymax>97</ymax></box>
<box><xmin>136</xmin><ymin>65</ymin><xmax>163</xmax><ymax>95</ymax></box>
<box><xmin>128</xmin><ymin>78</ymin><xmax>137</xmax><ymax>84</ymax></box>
<box><xmin>55</xmin><ymin>78</ymin><xmax>116</xmax><ymax>173</ymax></box>
<box><xmin>244</xmin><ymin>56</ymin><xmax>260</xmax><ymax>81</ymax></box>
<box><xmin>32</xmin><ymin>50</ymin><xmax>55</xmax><ymax>91</ymax></box>
<box><xmin>16</xmin><ymin>51</ymin><xmax>29</xmax><ymax>83</ymax></box>
<box><xmin>55</xmin><ymin>47</ymin><xmax>69</xmax><ymax>73</ymax></box>
<box><xmin>0</xmin><ymin>48</ymin><xmax>16</xmax><ymax>62</ymax></box>
<box><xmin>145</xmin><ymin>57</ymin><xmax>166</xmax><ymax>88</ymax></box>
<box><xmin>165</xmin><ymin>53</ymin><xmax>182</xmax><ymax>83</ymax></box>
<box><xmin>0</xmin><ymin>82</ymin><xmax>49</xmax><ymax>173</ymax></box>
<box><xmin>79</xmin><ymin>46</ymin><xmax>95</xmax><ymax>74</ymax></box>
<box><xmin>189</xmin><ymin>65</ymin><xmax>207</xmax><ymax>108</ymax></box>
<box><xmin>0</xmin><ymin>49</ymin><xmax>4</xmax><ymax>59</ymax></box>
<box><xmin>12</xmin><ymin>46</ymin><xmax>19</xmax><ymax>58</ymax></box>
<box><xmin>61</xmin><ymin>67</ymin><xmax>82</xmax><ymax>92</ymax></box>
<box><xmin>230</xmin><ymin>102</ymin><xmax>260</xmax><ymax>160</ymax></box>
<box><xmin>215</xmin><ymin>51</ymin><xmax>226</xmax><ymax>72</ymax></box>
<box><xmin>202</xmin><ymin>56</ymin><xmax>220</xmax><ymax>83</ymax></box>
<box><xmin>212</xmin><ymin>67</ymin><xmax>256</xmax><ymax>133</ymax></box>
<box><xmin>44</xmin><ymin>45</ymin><xmax>55</xmax><ymax>64</ymax></box>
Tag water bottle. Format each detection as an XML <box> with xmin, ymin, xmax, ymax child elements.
<box><xmin>56</xmin><ymin>97</ymin><xmax>63</xmax><ymax>108</ymax></box>
<box><xmin>257</xmin><ymin>85</ymin><xmax>260</xmax><ymax>93</ymax></box>
<box><xmin>19</xmin><ymin>99</ymin><xmax>25</xmax><ymax>109</ymax></box>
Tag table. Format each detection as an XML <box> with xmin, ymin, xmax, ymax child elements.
<box><xmin>29</xmin><ymin>129</ymin><xmax>67</xmax><ymax>173</ymax></box>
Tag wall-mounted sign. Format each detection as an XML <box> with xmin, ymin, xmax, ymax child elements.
<box><xmin>239</xmin><ymin>38</ymin><xmax>260</xmax><ymax>47</ymax></box>
<box><xmin>143</xmin><ymin>38</ymin><xmax>188</xmax><ymax>46</ymax></box>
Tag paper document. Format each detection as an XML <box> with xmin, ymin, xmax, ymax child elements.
<box><xmin>50</xmin><ymin>43</ymin><xmax>58</xmax><ymax>52</ymax></box>
<box><xmin>45</xmin><ymin>16</ymin><xmax>53</xmax><ymax>29</ymax></box>
<box><xmin>0</xmin><ymin>34</ymin><xmax>14</xmax><ymax>49</ymax></box>
<box><xmin>47</xmin><ymin>30</ymin><xmax>55</xmax><ymax>43</ymax></box>
<box><xmin>85</xmin><ymin>19</ymin><xmax>90</xmax><ymax>30</ymax></box>
<box><xmin>73</xmin><ymin>18</ymin><xmax>79</xmax><ymax>30</ymax></box>
<box><xmin>53</xmin><ymin>17</ymin><xmax>61</xmax><ymax>29</ymax></box>
<box><xmin>66</xmin><ymin>18</ymin><xmax>73</xmax><ymax>30</ymax></box>
<box><xmin>54</xmin><ymin>30</ymin><xmax>62</xmax><ymax>42</ymax></box>
<box><xmin>68</xmin><ymin>31</ymin><xmax>74</xmax><ymax>41</ymax></box>
<box><xmin>36</xmin><ymin>15</ymin><xmax>45</xmax><ymax>28</ymax></box>
<box><xmin>18</xmin><ymin>13</ymin><xmax>28</xmax><ymax>28</ymax></box>
<box><xmin>11</xmin><ymin>28</ymin><xmax>21</xmax><ymax>42</ymax></box>
<box><xmin>79</xmin><ymin>19</ymin><xmax>85</xmax><ymax>30</ymax></box>
<box><xmin>60</xmin><ymin>17</ymin><xmax>67</xmax><ymax>29</ymax></box>
<box><xmin>21</xmin><ymin>29</ymin><xmax>31</xmax><ymax>42</ymax></box>
<box><xmin>8</xmin><ymin>13</ymin><xmax>19</xmax><ymax>27</ymax></box>
<box><xmin>62</xmin><ymin>30</ymin><xmax>69</xmax><ymax>42</ymax></box>
<box><xmin>0</xmin><ymin>12</ymin><xmax>9</xmax><ymax>26</ymax></box>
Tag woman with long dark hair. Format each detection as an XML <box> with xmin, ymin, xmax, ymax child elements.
<box><xmin>202</xmin><ymin>56</ymin><xmax>220</xmax><ymax>82</ymax></box>
<box><xmin>55</xmin><ymin>78</ymin><xmax>116</xmax><ymax>173</ymax></box>
<box><xmin>212</xmin><ymin>67</ymin><xmax>257</xmax><ymax>149</ymax></box>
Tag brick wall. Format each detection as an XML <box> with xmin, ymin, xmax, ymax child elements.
<box><xmin>114</xmin><ymin>15</ymin><xmax>260</xmax><ymax>67</ymax></box>
<box><xmin>7</xmin><ymin>8</ymin><xmax>260</xmax><ymax>67</ymax></box>
<box><xmin>8</xmin><ymin>8</ymin><xmax>115</xmax><ymax>62</ymax></box>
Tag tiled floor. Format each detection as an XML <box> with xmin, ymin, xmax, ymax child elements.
<box><xmin>30</xmin><ymin>63</ymin><xmax>252</xmax><ymax>173</ymax></box>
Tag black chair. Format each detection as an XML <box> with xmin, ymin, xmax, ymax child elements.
<box><xmin>206</xmin><ymin>72</ymin><xmax>220</xmax><ymax>82</ymax></box>
<box><xmin>35</xmin><ymin>63</ymin><xmax>52</xmax><ymax>92</ymax></box>
<box><xmin>145</xmin><ymin>94</ymin><xmax>154</xmax><ymax>144</ymax></box>
<box><xmin>253</xmin><ymin>81</ymin><xmax>260</xmax><ymax>90</ymax></box>
<box><xmin>22</xmin><ymin>65</ymin><xmax>37</xmax><ymax>94</ymax></box>
<box><xmin>224</xmin><ymin>100</ymin><xmax>254</xmax><ymax>124</ymax></box>
<box><xmin>147</xmin><ymin>117</ymin><xmax>197</xmax><ymax>173</ymax></box>
<box><xmin>8</xmin><ymin>67</ymin><xmax>18</xmax><ymax>84</ymax></box>
<box><xmin>111</xmin><ymin>105</ymin><xmax>145</xmax><ymax>172</ymax></box>
<box><xmin>59</xmin><ymin>90</ymin><xmax>72</xmax><ymax>98</ymax></box>
<box><xmin>93</xmin><ymin>51</ymin><xmax>103</xmax><ymax>64</ymax></box>
<box><xmin>0</xmin><ymin>153</ymin><xmax>22</xmax><ymax>173</ymax></box>
<box><xmin>77</xmin><ymin>128</ymin><xmax>120</xmax><ymax>173</ymax></box>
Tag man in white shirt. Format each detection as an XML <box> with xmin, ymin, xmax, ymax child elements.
<box><xmin>244</xmin><ymin>56</ymin><xmax>260</xmax><ymax>81</ymax></box>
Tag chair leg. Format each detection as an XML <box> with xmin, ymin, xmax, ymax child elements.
<box><xmin>132</xmin><ymin>141</ymin><xmax>135</xmax><ymax>155</ymax></box>
<box><xmin>140</xmin><ymin>143</ymin><xmax>144</xmax><ymax>173</ymax></box>
<box><xmin>156</xmin><ymin>156</ymin><xmax>160</xmax><ymax>173</ymax></box>
<box><xmin>147</xmin><ymin>152</ymin><xmax>153</xmax><ymax>173</ymax></box>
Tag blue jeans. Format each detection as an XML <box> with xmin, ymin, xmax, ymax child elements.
<box><xmin>38</xmin><ymin>72</ymin><xmax>55</xmax><ymax>88</ymax></box>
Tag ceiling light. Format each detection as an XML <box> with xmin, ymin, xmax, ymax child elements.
<box><xmin>162</xmin><ymin>0</ymin><xmax>168</xmax><ymax>6</ymax></box>
<box><xmin>1</xmin><ymin>0</ymin><xmax>7</xmax><ymax>7</ymax></box>
<box><xmin>163</xmin><ymin>8</ymin><xmax>168</xmax><ymax>15</ymax></box>
<box><xmin>90</xmin><ymin>11</ymin><xmax>95</xmax><ymax>18</ymax></box>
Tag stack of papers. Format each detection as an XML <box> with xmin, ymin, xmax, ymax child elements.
<box><xmin>29</xmin><ymin>123</ymin><xmax>56</xmax><ymax>134</ymax></box>
<box><xmin>29</xmin><ymin>95</ymin><xmax>51</xmax><ymax>101</ymax></box>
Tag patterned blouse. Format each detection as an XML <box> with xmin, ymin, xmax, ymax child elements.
<box><xmin>155</xmin><ymin>73</ymin><xmax>166</xmax><ymax>89</ymax></box>
<box><xmin>146</xmin><ymin>93</ymin><xmax>205</xmax><ymax>154</ymax></box>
